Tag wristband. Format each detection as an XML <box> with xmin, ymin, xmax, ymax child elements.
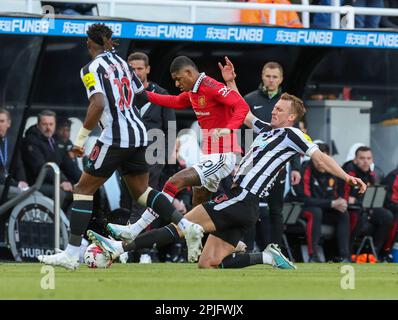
<box><xmin>74</xmin><ymin>127</ymin><xmax>91</xmax><ymax>148</ymax></box>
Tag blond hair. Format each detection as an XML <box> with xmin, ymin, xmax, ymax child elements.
<box><xmin>280</xmin><ymin>92</ymin><xmax>306</xmax><ymax>121</ymax></box>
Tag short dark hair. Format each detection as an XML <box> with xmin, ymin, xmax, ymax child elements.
<box><xmin>38</xmin><ymin>110</ymin><xmax>56</xmax><ymax>123</ymax></box>
<box><xmin>128</xmin><ymin>52</ymin><xmax>149</xmax><ymax>66</ymax></box>
<box><xmin>57</xmin><ymin>117</ymin><xmax>72</xmax><ymax>129</ymax></box>
<box><xmin>263</xmin><ymin>61</ymin><xmax>284</xmax><ymax>77</ymax></box>
<box><xmin>170</xmin><ymin>56</ymin><xmax>198</xmax><ymax>74</ymax></box>
<box><xmin>355</xmin><ymin>146</ymin><xmax>372</xmax><ymax>156</ymax></box>
<box><xmin>87</xmin><ymin>23</ymin><xmax>114</xmax><ymax>51</ymax></box>
<box><xmin>0</xmin><ymin>108</ymin><xmax>11</xmax><ymax>121</ymax></box>
<box><xmin>316</xmin><ymin>142</ymin><xmax>330</xmax><ymax>155</ymax></box>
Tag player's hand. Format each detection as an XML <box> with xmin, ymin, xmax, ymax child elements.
<box><xmin>290</xmin><ymin>170</ymin><xmax>301</xmax><ymax>185</ymax></box>
<box><xmin>331</xmin><ymin>197</ymin><xmax>348</xmax><ymax>213</ymax></box>
<box><xmin>218</xmin><ymin>56</ymin><xmax>236</xmax><ymax>83</ymax></box>
<box><xmin>346</xmin><ymin>175</ymin><xmax>367</xmax><ymax>194</ymax></box>
<box><xmin>60</xmin><ymin>181</ymin><xmax>73</xmax><ymax>192</ymax></box>
<box><xmin>72</xmin><ymin>145</ymin><xmax>85</xmax><ymax>158</ymax></box>
<box><xmin>211</xmin><ymin>128</ymin><xmax>231</xmax><ymax>142</ymax></box>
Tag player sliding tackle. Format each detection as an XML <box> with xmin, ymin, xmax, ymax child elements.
<box><xmin>88</xmin><ymin>88</ymin><xmax>367</xmax><ymax>268</ymax></box>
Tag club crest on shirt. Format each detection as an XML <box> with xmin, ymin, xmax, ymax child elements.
<box><xmin>198</xmin><ymin>96</ymin><xmax>206</xmax><ymax>107</ymax></box>
<box><xmin>329</xmin><ymin>178</ymin><xmax>335</xmax><ymax>188</ymax></box>
<box><xmin>252</xmin><ymin>134</ymin><xmax>270</xmax><ymax>149</ymax></box>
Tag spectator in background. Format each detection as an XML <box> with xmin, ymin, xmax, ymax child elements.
<box><xmin>291</xmin><ymin>142</ymin><xmax>351</xmax><ymax>262</ymax></box>
<box><xmin>55</xmin><ymin>118</ymin><xmax>82</xmax><ymax>169</ymax></box>
<box><xmin>240</xmin><ymin>0</ymin><xmax>303</xmax><ymax>28</ymax></box>
<box><xmin>0</xmin><ymin>108</ymin><xmax>28</xmax><ymax>198</ymax></box>
<box><xmin>312</xmin><ymin>0</ymin><xmax>343</xmax><ymax>29</ymax></box>
<box><xmin>380</xmin><ymin>0</ymin><xmax>398</xmax><ymax>28</ymax></box>
<box><xmin>42</xmin><ymin>2</ymin><xmax>96</xmax><ymax>15</ymax></box>
<box><xmin>22</xmin><ymin>110</ymin><xmax>81</xmax><ymax>211</ymax></box>
<box><xmin>350</xmin><ymin>0</ymin><xmax>384</xmax><ymax>28</ymax></box>
<box><xmin>128</xmin><ymin>52</ymin><xmax>176</xmax><ymax>193</ymax></box>
<box><xmin>338</xmin><ymin>146</ymin><xmax>393</xmax><ymax>259</ymax></box>
<box><xmin>381</xmin><ymin>167</ymin><xmax>398</xmax><ymax>260</ymax></box>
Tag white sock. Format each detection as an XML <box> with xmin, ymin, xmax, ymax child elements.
<box><xmin>112</xmin><ymin>240</ymin><xmax>125</xmax><ymax>256</ymax></box>
<box><xmin>162</xmin><ymin>191</ymin><xmax>174</xmax><ymax>203</ymax></box>
<box><xmin>79</xmin><ymin>238</ymin><xmax>89</xmax><ymax>263</ymax></box>
<box><xmin>262</xmin><ymin>251</ymin><xmax>274</xmax><ymax>265</ymax></box>
<box><xmin>65</xmin><ymin>244</ymin><xmax>80</xmax><ymax>259</ymax></box>
<box><xmin>177</xmin><ymin>218</ymin><xmax>193</xmax><ymax>233</ymax></box>
<box><xmin>129</xmin><ymin>208</ymin><xmax>158</xmax><ymax>235</ymax></box>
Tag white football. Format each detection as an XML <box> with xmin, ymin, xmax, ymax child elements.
<box><xmin>84</xmin><ymin>243</ymin><xmax>112</xmax><ymax>268</ymax></box>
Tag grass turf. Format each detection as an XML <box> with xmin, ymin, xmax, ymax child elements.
<box><xmin>0</xmin><ymin>262</ymin><xmax>397</xmax><ymax>300</ymax></box>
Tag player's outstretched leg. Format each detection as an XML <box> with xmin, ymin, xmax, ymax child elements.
<box><xmin>88</xmin><ymin>223</ymin><xmax>182</xmax><ymax>261</ymax></box>
<box><xmin>218</xmin><ymin>244</ymin><xmax>296</xmax><ymax>270</ymax></box>
<box><xmin>37</xmin><ymin>248</ymin><xmax>80</xmax><ymax>271</ymax></box>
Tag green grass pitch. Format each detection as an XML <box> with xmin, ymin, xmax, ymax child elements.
<box><xmin>1</xmin><ymin>262</ymin><xmax>397</xmax><ymax>299</ymax></box>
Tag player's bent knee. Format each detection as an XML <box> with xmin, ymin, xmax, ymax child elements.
<box><xmin>136</xmin><ymin>187</ymin><xmax>152</xmax><ymax>206</ymax></box>
<box><xmin>198</xmin><ymin>255</ymin><xmax>222</xmax><ymax>269</ymax></box>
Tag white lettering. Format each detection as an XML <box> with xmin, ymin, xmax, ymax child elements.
<box><xmin>40</xmin><ymin>266</ymin><xmax>55</xmax><ymax>290</ymax></box>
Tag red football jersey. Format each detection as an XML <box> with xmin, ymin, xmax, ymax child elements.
<box><xmin>147</xmin><ymin>73</ymin><xmax>249</xmax><ymax>154</ymax></box>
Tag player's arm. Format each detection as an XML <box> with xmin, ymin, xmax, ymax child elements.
<box><xmin>73</xmin><ymin>93</ymin><xmax>105</xmax><ymax>157</ymax></box>
<box><xmin>243</xmin><ymin>111</ymin><xmax>271</xmax><ymax>134</ymax></box>
<box><xmin>310</xmin><ymin>149</ymin><xmax>367</xmax><ymax>194</ymax></box>
<box><xmin>218</xmin><ymin>56</ymin><xmax>240</xmax><ymax>95</ymax></box>
<box><xmin>75</xmin><ymin>67</ymin><xmax>106</xmax><ymax>157</ymax></box>
<box><xmin>146</xmin><ymin>91</ymin><xmax>191</xmax><ymax>110</ymax></box>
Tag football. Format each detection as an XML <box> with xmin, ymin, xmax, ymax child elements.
<box><xmin>84</xmin><ymin>243</ymin><xmax>112</xmax><ymax>269</ymax></box>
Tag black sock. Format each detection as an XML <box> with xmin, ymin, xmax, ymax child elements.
<box><xmin>69</xmin><ymin>199</ymin><xmax>93</xmax><ymax>246</ymax></box>
<box><xmin>219</xmin><ymin>252</ymin><xmax>264</xmax><ymax>268</ymax></box>
<box><xmin>146</xmin><ymin>189</ymin><xmax>183</xmax><ymax>224</ymax></box>
<box><xmin>219</xmin><ymin>253</ymin><xmax>251</xmax><ymax>268</ymax></box>
<box><xmin>123</xmin><ymin>224</ymin><xmax>179</xmax><ymax>252</ymax></box>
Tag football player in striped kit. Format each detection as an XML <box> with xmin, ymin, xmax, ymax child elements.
<box><xmin>38</xmin><ymin>24</ymin><xmax>204</xmax><ymax>270</ymax></box>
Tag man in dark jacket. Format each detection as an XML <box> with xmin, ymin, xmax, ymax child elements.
<box><xmin>338</xmin><ymin>146</ymin><xmax>393</xmax><ymax>258</ymax></box>
<box><xmin>241</xmin><ymin>61</ymin><xmax>301</xmax><ymax>250</ymax></box>
<box><xmin>22</xmin><ymin>110</ymin><xmax>81</xmax><ymax>210</ymax></box>
<box><xmin>0</xmin><ymin>108</ymin><xmax>28</xmax><ymax>199</ymax></box>
<box><xmin>380</xmin><ymin>167</ymin><xmax>398</xmax><ymax>257</ymax></box>
<box><xmin>292</xmin><ymin>142</ymin><xmax>351</xmax><ymax>262</ymax></box>
<box><xmin>128</xmin><ymin>52</ymin><xmax>176</xmax><ymax>192</ymax></box>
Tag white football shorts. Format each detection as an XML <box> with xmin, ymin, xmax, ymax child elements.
<box><xmin>192</xmin><ymin>152</ymin><xmax>236</xmax><ymax>193</ymax></box>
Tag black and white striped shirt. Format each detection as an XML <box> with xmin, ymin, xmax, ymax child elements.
<box><xmin>234</xmin><ymin>119</ymin><xmax>318</xmax><ymax>198</ymax></box>
<box><xmin>80</xmin><ymin>51</ymin><xmax>148</xmax><ymax>148</ymax></box>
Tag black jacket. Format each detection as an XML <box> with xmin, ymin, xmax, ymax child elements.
<box><xmin>243</xmin><ymin>84</ymin><xmax>300</xmax><ymax>171</ymax></box>
<box><xmin>337</xmin><ymin>160</ymin><xmax>376</xmax><ymax>204</ymax></box>
<box><xmin>22</xmin><ymin>125</ymin><xmax>81</xmax><ymax>185</ymax></box>
<box><xmin>291</xmin><ymin>160</ymin><xmax>338</xmax><ymax>209</ymax></box>
<box><xmin>0</xmin><ymin>136</ymin><xmax>26</xmax><ymax>186</ymax></box>
<box><xmin>382</xmin><ymin>168</ymin><xmax>398</xmax><ymax>213</ymax></box>
<box><xmin>135</xmin><ymin>82</ymin><xmax>176</xmax><ymax>162</ymax></box>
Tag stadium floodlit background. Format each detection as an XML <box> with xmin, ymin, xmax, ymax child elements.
<box><xmin>0</xmin><ymin>0</ymin><xmax>398</xmax><ymax>300</ymax></box>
